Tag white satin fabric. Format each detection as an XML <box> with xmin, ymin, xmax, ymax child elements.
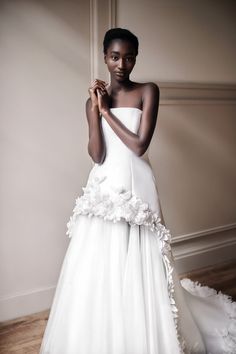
<box><xmin>40</xmin><ymin>108</ymin><xmax>236</xmax><ymax>354</ymax></box>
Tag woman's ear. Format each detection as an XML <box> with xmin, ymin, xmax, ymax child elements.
<box><xmin>104</xmin><ymin>54</ymin><xmax>107</xmax><ymax>64</ymax></box>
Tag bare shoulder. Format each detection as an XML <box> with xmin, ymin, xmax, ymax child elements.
<box><xmin>130</xmin><ymin>82</ymin><xmax>159</xmax><ymax>109</ymax></box>
<box><xmin>140</xmin><ymin>82</ymin><xmax>160</xmax><ymax>114</ymax></box>
<box><xmin>142</xmin><ymin>82</ymin><xmax>159</xmax><ymax>98</ymax></box>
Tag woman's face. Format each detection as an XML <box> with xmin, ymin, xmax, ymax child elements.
<box><xmin>104</xmin><ymin>39</ymin><xmax>136</xmax><ymax>81</ymax></box>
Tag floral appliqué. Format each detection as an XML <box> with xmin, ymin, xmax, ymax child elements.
<box><xmin>66</xmin><ymin>175</ymin><xmax>185</xmax><ymax>353</ymax></box>
<box><xmin>66</xmin><ymin>175</ymin><xmax>163</xmax><ymax>237</ymax></box>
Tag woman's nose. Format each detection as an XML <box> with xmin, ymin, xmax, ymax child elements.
<box><xmin>118</xmin><ymin>59</ymin><xmax>125</xmax><ymax>69</ymax></box>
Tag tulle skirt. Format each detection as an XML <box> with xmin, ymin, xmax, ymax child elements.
<box><xmin>39</xmin><ymin>215</ymin><xmax>236</xmax><ymax>354</ymax></box>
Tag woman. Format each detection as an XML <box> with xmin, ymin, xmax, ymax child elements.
<box><xmin>40</xmin><ymin>28</ymin><xmax>236</xmax><ymax>354</ymax></box>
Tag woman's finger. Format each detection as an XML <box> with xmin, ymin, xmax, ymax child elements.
<box><xmin>91</xmin><ymin>83</ymin><xmax>107</xmax><ymax>93</ymax></box>
<box><xmin>92</xmin><ymin>79</ymin><xmax>107</xmax><ymax>88</ymax></box>
<box><xmin>90</xmin><ymin>81</ymin><xmax>104</xmax><ymax>88</ymax></box>
<box><xmin>94</xmin><ymin>79</ymin><xmax>107</xmax><ymax>84</ymax></box>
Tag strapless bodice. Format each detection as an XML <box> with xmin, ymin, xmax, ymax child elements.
<box><xmin>86</xmin><ymin>107</ymin><xmax>161</xmax><ymax>214</ymax></box>
<box><xmin>101</xmin><ymin>107</ymin><xmax>143</xmax><ymax>161</ymax></box>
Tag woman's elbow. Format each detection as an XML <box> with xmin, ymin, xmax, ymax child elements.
<box><xmin>88</xmin><ymin>146</ymin><xmax>105</xmax><ymax>164</ymax></box>
<box><xmin>89</xmin><ymin>152</ymin><xmax>104</xmax><ymax>164</ymax></box>
<box><xmin>135</xmin><ymin>143</ymin><xmax>147</xmax><ymax>157</ymax></box>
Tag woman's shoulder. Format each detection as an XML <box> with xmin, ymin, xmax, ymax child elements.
<box><xmin>138</xmin><ymin>82</ymin><xmax>160</xmax><ymax>103</ymax></box>
<box><xmin>130</xmin><ymin>82</ymin><xmax>159</xmax><ymax>109</ymax></box>
<box><xmin>142</xmin><ymin>81</ymin><xmax>159</xmax><ymax>91</ymax></box>
<box><xmin>133</xmin><ymin>81</ymin><xmax>159</xmax><ymax>94</ymax></box>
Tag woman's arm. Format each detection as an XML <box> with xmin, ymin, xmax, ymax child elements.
<box><xmin>86</xmin><ymin>79</ymin><xmax>107</xmax><ymax>164</ymax></box>
<box><xmin>98</xmin><ymin>83</ymin><xmax>160</xmax><ymax>156</ymax></box>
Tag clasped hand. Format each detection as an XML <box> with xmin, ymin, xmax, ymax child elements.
<box><xmin>88</xmin><ymin>79</ymin><xmax>109</xmax><ymax>115</ymax></box>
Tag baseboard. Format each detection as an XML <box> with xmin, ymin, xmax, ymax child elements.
<box><xmin>0</xmin><ymin>285</ymin><xmax>55</xmax><ymax>323</ymax></box>
<box><xmin>172</xmin><ymin>223</ymin><xmax>236</xmax><ymax>273</ymax></box>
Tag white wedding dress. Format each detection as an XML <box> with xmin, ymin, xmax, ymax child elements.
<box><xmin>40</xmin><ymin>107</ymin><xmax>236</xmax><ymax>354</ymax></box>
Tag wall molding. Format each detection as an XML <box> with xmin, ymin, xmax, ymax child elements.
<box><xmin>158</xmin><ymin>82</ymin><xmax>236</xmax><ymax>105</ymax></box>
<box><xmin>108</xmin><ymin>0</ymin><xmax>117</xmax><ymax>28</ymax></box>
<box><xmin>171</xmin><ymin>222</ymin><xmax>236</xmax><ymax>244</ymax></box>
<box><xmin>172</xmin><ymin>222</ymin><xmax>236</xmax><ymax>273</ymax></box>
<box><xmin>89</xmin><ymin>0</ymin><xmax>98</xmax><ymax>82</ymax></box>
<box><xmin>89</xmin><ymin>0</ymin><xmax>116</xmax><ymax>82</ymax></box>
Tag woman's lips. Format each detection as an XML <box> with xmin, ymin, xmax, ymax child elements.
<box><xmin>115</xmin><ymin>72</ymin><xmax>126</xmax><ymax>77</ymax></box>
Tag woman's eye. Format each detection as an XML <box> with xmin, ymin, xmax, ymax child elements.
<box><xmin>111</xmin><ymin>56</ymin><xmax>118</xmax><ymax>61</ymax></box>
<box><xmin>126</xmin><ymin>57</ymin><xmax>134</xmax><ymax>62</ymax></box>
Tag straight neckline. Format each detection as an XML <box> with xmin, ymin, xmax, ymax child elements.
<box><xmin>110</xmin><ymin>107</ymin><xmax>142</xmax><ymax>113</ymax></box>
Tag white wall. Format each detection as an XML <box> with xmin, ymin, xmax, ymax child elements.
<box><xmin>0</xmin><ymin>0</ymin><xmax>92</xmax><ymax>321</ymax></box>
<box><xmin>116</xmin><ymin>0</ymin><xmax>236</xmax><ymax>272</ymax></box>
<box><xmin>0</xmin><ymin>0</ymin><xmax>235</xmax><ymax>321</ymax></box>
<box><xmin>152</xmin><ymin>87</ymin><xmax>236</xmax><ymax>272</ymax></box>
<box><xmin>117</xmin><ymin>0</ymin><xmax>236</xmax><ymax>83</ymax></box>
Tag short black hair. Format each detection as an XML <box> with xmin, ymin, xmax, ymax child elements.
<box><xmin>103</xmin><ymin>28</ymin><xmax>139</xmax><ymax>56</ymax></box>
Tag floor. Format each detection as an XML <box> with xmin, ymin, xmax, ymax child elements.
<box><xmin>0</xmin><ymin>310</ymin><xmax>48</xmax><ymax>354</ymax></box>
<box><xmin>0</xmin><ymin>260</ymin><xmax>236</xmax><ymax>354</ymax></box>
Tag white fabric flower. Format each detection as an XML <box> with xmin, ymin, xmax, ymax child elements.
<box><xmin>66</xmin><ymin>175</ymin><xmax>166</xmax><ymax>238</ymax></box>
<box><xmin>65</xmin><ymin>174</ymin><xmax>185</xmax><ymax>352</ymax></box>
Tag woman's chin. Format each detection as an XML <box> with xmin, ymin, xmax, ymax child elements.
<box><xmin>113</xmin><ymin>74</ymin><xmax>129</xmax><ymax>82</ymax></box>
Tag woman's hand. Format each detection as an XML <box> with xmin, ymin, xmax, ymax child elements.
<box><xmin>88</xmin><ymin>79</ymin><xmax>108</xmax><ymax>110</ymax></box>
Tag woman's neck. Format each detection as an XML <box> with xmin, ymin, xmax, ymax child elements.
<box><xmin>109</xmin><ymin>77</ymin><xmax>133</xmax><ymax>93</ymax></box>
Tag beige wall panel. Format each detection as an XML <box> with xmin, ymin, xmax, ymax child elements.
<box><xmin>0</xmin><ymin>0</ymin><xmax>91</xmax><ymax>320</ymax></box>
<box><xmin>151</xmin><ymin>103</ymin><xmax>236</xmax><ymax>235</ymax></box>
<box><xmin>116</xmin><ymin>0</ymin><xmax>236</xmax><ymax>270</ymax></box>
<box><xmin>117</xmin><ymin>0</ymin><xmax>236</xmax><ymax>83</ymax></box>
